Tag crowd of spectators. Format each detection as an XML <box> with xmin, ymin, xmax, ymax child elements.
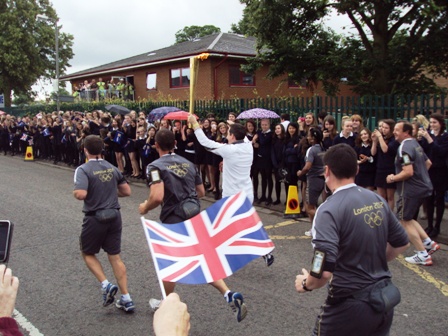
<box><xmin>0</xmin><ymin>109</ymin><xmax>447</xmax><ymax>238</ymax></box>
<box><xmin>72</xmin><ymin>77</ymin><xmax>134</xmax><ymax>101</ymax></box>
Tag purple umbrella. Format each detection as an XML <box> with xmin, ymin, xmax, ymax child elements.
<box><xmin>236</xmin><ymin>108</ymin><xmax>280</xmax><ymax>119</ymax></box>
<box><xmin>147</xmin><ymin>106</ymin><xmax>181</xmax><ymax>122</ymax></box>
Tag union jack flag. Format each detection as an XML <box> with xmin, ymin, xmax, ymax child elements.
<box><xmin>141</xmin><ymin>192</ymin><xmax>274</xmax><ymax>285</ymax></box>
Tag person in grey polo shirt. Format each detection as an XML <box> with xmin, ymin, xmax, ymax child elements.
<box><xmin>295</xmin><ymin>144</ymin><xmax>409</xmax><ymax>336</ymax></box>
<box><xmin>73</xmin><ymin>135</ymin><xmax>134</xmax><ymax>312</ymax></box>
<box><xmin>386</xmin><ymin>121</ymin><xmax>440</xmax><ymax>265</ymax></box>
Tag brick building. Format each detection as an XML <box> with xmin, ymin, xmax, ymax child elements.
<box><xmin>60</xmin><ymin>32</ymin><xmax>356</xmax><ymax>101</ymax></box>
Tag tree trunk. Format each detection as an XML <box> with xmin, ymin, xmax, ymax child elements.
<box><xmin>371</xmin><ymin>2</ymin><xmax>392</xmax><ymax>95</ymax></box>
<box><xmin>3</xmin><ymin>83</ymin><xmax>12</xmax><ymax>108</ymax></box>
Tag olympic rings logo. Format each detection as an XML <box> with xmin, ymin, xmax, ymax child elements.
<box><xmin>364</xmin><ymin>211</ymin><xmax>383</xmax><ymax>228</ymax></box>
<box><xmin>99</xmin><ymin>173</ymin><xmax>113</xmax><ymax>182</ymax></box>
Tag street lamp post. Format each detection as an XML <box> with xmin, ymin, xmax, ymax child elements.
<box><xmin>36</xmin><ymin>14</ymin><xmax>59</xmax><ymax>112</ymax></box>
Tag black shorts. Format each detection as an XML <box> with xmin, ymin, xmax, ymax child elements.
<box><xmin>80</xmin><ymin>211</ymin><xmax>122</xmax><ymax>255</ymax></box>
<box><xmin>396</xmin><ymin>196</ymin><xmax>423</xmax><ymax>221</ymax></box>
<box><xmin>375</xmin><ymin>171</ymin><xmax>396</xmax><ymax>189</ymax></box>
<box><xmin>314</xmin><ymin>297</ymin><xmax>393</xmax><ymax>335</ymax></box>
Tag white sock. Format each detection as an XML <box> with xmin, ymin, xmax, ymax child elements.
<box><xmin>422</xmin><ymin>238</ymin><xmax>432</xmax><ymax>246</ymax></box>
<box><xmin>121</xmin><ymin>294</ymin><xmax>131</xmax><ymax>302</ymax></box>
<box><xmin>417</xmin><ymin>250</ymin><xmax>429</xmax><ymax>257</ymax></box>
<box><xmin>101</xmin><ymin>280</ymin><xmax>110</xmax><ymax>289</ymax></box>
<box><xmin>224</xmin><ymin>290</ymin><xmax>231</xmax><ymax>302</ymax></box>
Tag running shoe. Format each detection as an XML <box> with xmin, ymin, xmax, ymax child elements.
<box><xmin>304</xmin><ymin>230</ymin><xmax>312</xmax><ymax>237</ymax></box>
<box><xmin>228</xmin><ymin>292</ymin><xmax>247</xmax><ymax>322</ymax></box>
<box><xmin>405</xmin><ymin>253</ymin><xmax>432</xmax><ymax>266</ymax></box>
<box><xmin>149</xmin><ymin>298</ymin><xmax>162</xmax><ymax>312</ymax></box>
<box><xmin>425</xmin><ymin>241</ymin><xmax>440</xmax><ymax>255</ymax></box>
<box><xmin>263</xmin><ymin>253</ymin><xmax>275</xmax><ymax>267</ymax></box>
<box><xmin>115</xmin><ymin>299</ymin><xmax>135</xmax><ymax>313</ymax></box>
<box><xmin>102</xmin><ymin>283</ymin><xmax>118</xmax><ymax>307</ymax></box>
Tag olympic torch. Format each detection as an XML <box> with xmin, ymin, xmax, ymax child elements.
<box><xmin>189</xmin><ymin>53</ymin><xmax>209</xmax><ymax>115</ymax></box>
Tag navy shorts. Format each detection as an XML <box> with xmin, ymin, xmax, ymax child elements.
<box><xmin>80</xmin><ymin>211</ymin><xmax>122</xmax><ymax>255</ymax></box>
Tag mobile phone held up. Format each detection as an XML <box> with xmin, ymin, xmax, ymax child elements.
<box><xmin>0</xmin><ymin>220</ymin><xmax>13</xmax><ymax>263</ymax></box>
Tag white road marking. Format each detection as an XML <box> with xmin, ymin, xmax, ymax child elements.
<box><xmin>13</xmin><ymin>309</ymin><xmax>44</xmax><ymax>335</ymax></box>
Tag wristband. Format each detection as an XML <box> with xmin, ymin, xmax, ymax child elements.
<box><xmin>302</xmin><ymin>278</ymin><xmax>312</xmax><ymax>292</ymax></box>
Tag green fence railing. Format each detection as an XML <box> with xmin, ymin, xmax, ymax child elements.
<box><xmin>3</xmin><ymin>94</ymin><xmax>447</xmax><ymax>128</ymax></box>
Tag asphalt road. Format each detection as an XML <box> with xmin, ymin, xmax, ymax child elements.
<box><xmin>1</xmin><ymin>155</ymin><xmax>447</xmax><ymax>336</ymax></box>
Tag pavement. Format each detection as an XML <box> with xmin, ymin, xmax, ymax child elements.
<box><xmin>23</xmin><ymin>154</ymin><xmax>448</xmax><ymax>245</ymax></box>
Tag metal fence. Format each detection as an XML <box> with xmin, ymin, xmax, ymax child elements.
<box><xmin>4</xmin><ymin>94</ymin><xmax>447</xmax><ymax>128</ymax></box>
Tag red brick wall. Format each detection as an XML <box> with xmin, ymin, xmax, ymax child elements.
<box><xmin>69</xmin><ymin>57</ymin><xmax>358</xmax><ymax>101</ymax></box>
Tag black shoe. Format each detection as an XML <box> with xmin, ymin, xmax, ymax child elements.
<box><xmin>265</xmin><ymin>199</ymin><xmax>272</xmax><ymax>206</ymax></box>
<box><xmin>263</xmin><ymin>253</ymin><xmax>274</xmax><ymax>267</ymax></box>
<box><xmin>424</xmin><ymin>226</ymin><xmax>433</xmax><ymax>234</ymax></box>
<box><xmin>272</xmin><ymin>200</ymin><xmax>281</xmax><ymax>205</ymax></box>
<box><xmin>257</xmin><ymin>197</ymin><xmax>266</xmax><ymax>204</ymax></box>
<box><xmin>429</xmin><ymin>227</ymin><xmax>440</xmax><ymax>239</ymax></box>
<box><xmin>214</xmin><ymin>192</ymin><xmax>221</xmax><ymax>200</ymax></box>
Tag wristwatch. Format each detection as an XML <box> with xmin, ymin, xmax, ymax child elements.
<box><xmin>302</xmin><ymin>278</ymin><xmax>312</xmax><ymax>292</ymax></box>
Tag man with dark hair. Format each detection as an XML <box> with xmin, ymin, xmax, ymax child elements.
<box><xmin>73</xmin><ymin>135</ymin><xmax>134</xmax><ymax>312</ymax></box>
<box><xmin>139</xmin><ymin>129</ymin><xmax>247</xmax><ymax>322</ymax></box>
<box><xmin>188</xmin><ymin>116</ymin><xmax>254</xmax><ymax>202</ymax></box>
<box><xmin>280</xmin><ymin>113</ymin><xmax>290</xmax><ymax>131</ymax></box>
<box><xmin>317</xmin><ymin>112</ymin><xmax>328</xmax><ymax>128</ymax></box>
<box><xmin>188</xmin><ymin>115</ymin><xmax>274</xmax><ymax>267</ymax></box>
<box><xmin>387</xmin><ymin>121</ymin><xmax>440</xmax><ymax>265</ymax></box>
<box><xmin>253</xmin><ymin>118</ymin><xmax>273</xmax><ymax>205</ymax></box>
<box><xmin>295</xmin><ymin>143</ymin><xmax>409</xmax><ymax>335</ymax></box>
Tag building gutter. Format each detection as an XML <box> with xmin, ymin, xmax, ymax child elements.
<box><xmin>61</xmin><ymin>53</ymin><xmax>252</xmax><ymax>82</ymax></box>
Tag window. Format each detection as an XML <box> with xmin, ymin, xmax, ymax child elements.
<box><xmin>146</xmin><ymin>73</ymin><xmax>157</xmax><ymax>90</ymax></box>
<box><xmin>229</xmin><ymin>65</ymin><xmax>255</xmax><ymax>86</ymax></box>
<box><xmin>170</xmin><ymin>67</ymin><xmax>190</xmax><ymax>88</ymax></box>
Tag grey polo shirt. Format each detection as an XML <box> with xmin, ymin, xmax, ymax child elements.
<box><xmin>147</xmin><ymin>153</ymin><xmax>202</xmax><ymax>223</ymax></box>
<box><xmin>395</xmin><ymin>138</ymin><xmax>433</xmax><ymax>198</ymax></box>
<box><xmin>305</xmin><ymin>144</ymin><xmax>325</xmax><ymax>178</ymax></box>
<box><xmin>74</xmin><ymin>159</ymin><xmax>126</xmax><ymax>213</ymax></box>
<box><xmin>311</xmin><ymin>184</ymin><xmax>409</xmax><ymax>298</ymax></box>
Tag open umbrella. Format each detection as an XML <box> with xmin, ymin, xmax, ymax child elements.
<box><xmin>163</xmin><ymin>111</ymin><xmax>199</xmax><ymax>120</ymax></box>
<box><xmin>105</xmin><ymin>104</ymin><xmax>130</xmax><ymax>115</ymax></box>
<box><xmin>147</xmin><ymin>106</ymin><xmax>181</xmax><ymax>122</ymax></box>
<box><xmin>236</xmin><ymin>108</ymin><xmax>280</xmax><ymax>119</ymax></box>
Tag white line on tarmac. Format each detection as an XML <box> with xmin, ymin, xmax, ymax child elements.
<box><xmin>13</xmin><ymin>309</ymin><xmax>44</xmax><ymax>336</ymax></box>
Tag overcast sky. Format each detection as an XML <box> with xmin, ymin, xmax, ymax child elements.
<box><xmin>33</xmin><ymin>0</ymin><xmax>351</xmax><ymax>98</ymax></box>
<box><xmin>55</xmin><ymin>0</ymin><xmax>245</xmax><ymax>73</ymax></box>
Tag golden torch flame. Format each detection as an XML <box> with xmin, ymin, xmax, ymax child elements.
<box><xmin>189</xmin><ymin>53</ymin><xmax>210</xmax><ymax>115</ymax></box>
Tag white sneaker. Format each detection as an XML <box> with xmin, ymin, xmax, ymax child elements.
<box><xmin>405</xmin><ymin>253</ymin><xmax>432</xmax><ymax>266</ymax></box>
<box><xmin>149</xmin><ymin>298</ymin><xmax>161</xmax><ymax>312</ymax></box>
<box><xmin>304</xmin><ymin>230</ymin><xmax>312</xmax><ymax>237</ymax></box>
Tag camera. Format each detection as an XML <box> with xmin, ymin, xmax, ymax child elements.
<box><xmin>0</xmin><ymin>220</ymin><xmax>13</xmax><ymax>263</ymax></box>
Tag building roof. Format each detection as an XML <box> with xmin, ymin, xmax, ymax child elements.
<box><xmin>61</xmin><ymin>32</ymin><xmax>257</xmax><ymax>80</ymax></box>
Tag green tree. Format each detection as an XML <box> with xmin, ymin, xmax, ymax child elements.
<box><xmin>175</xmin><ymin>25</ymin><xmax>221</xmax><ymax>44</ymax></box>
<box><xmin>238</xmin><ymin>0</ymin><xmax>448</xmax><ymax>95</ymax></box>
<box><xmin>12</xmin><ymin>91</ymin><xmax>37</xmax><ymax>106</ymax></box>
<box><xmin>0</xmin><ymin>0</ymin><xmax>74</xmax><ymax>107</ymax></box>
